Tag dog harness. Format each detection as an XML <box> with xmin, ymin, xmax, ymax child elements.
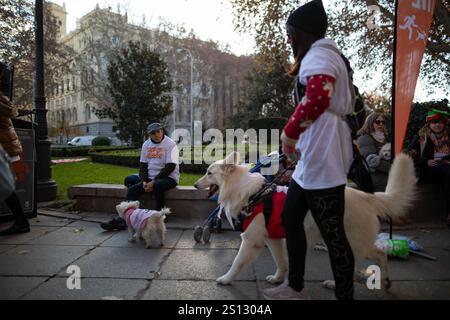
<box><xmin>235</xmin><ymin>186</ymin><xmax>288</xmax><ymax>239</ymax></box>
<box><xmin>124</xmin><ymin>208</ymin><xmax>158</xmax><ymax>230</ymax></box>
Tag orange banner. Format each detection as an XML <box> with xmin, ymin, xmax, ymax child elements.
<box><xmin>395</xmin><ymin>0</ymin><xmax>436</xmax><ymax>154</ymax></box>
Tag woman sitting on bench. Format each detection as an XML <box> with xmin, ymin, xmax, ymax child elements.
<box><xmin>408</xmin><ymin>109</ymin><xmax>450</xmax><ymax>227</ymax></box>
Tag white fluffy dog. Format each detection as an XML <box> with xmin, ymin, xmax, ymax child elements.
<box><xmin>115</xmin><ymin>201</ymin><xmax>170</xmax><ymax>248</ymax></box>
<box><xmin>379</xmin><ymin>143</ymin><xmax>391</xmax><ymax>161</ymax></box>
<box><xmin>194</xmin><ymin>151</ymin><xmax>416</xmax><ymax>290</ymax></box>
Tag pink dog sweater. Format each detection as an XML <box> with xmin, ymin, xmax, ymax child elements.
<box><xmin>124</xmin><ymin>208</ymin><xmax>158</xmax><ymax>230</ymax></box>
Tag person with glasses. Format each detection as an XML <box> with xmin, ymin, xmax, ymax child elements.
<box><xmin>408</xmin><ymin>109</ymin><xmax>450</xmax><ymax>227</ymax></box>
<box><xmin>356</xmin><ymin>112</ymin><xmax>391</xmax><ymax>192</ymax></box>
<box><xmin>101</xmin><ymin>123</ymin><xmax>179</xmax><ymax>231</ymax></box>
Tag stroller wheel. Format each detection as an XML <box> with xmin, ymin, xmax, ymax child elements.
<box><xmin>215</xmin><ymin>218</ymin><xmax>222</xmax><ymax>233</ymax></box>
<box><xmin>193</xmin><ymin>226</ymin><xmax>203</xmax><ymax>243</ymax></box>
<box><xmin>202</xmin><ymin>226</ymin><xmax>211</xmax><ymax>243</ymax></box>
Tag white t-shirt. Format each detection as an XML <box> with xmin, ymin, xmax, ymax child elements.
<box><xmin>292</xmin><ymin>39</ymin><xmax>353</xmax><ymax>190</ymax></box>
<box><xmin>139</xmin><ymin>136</ymin><xmax>180</xmax><ymax>183</ymax></box>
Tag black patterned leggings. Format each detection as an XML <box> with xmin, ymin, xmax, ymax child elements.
<box><xmin>282</xmin><ymin>180</ymin><xmax>355</xmax><ymax>300</ymax></box>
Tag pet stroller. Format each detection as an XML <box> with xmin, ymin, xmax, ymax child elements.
<box><xmin>193</xmin><ymin>151</ymin><xmax>289</xmax><ymax>243</ymax></box>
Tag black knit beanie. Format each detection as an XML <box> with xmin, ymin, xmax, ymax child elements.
<box><xmin>287</xmin><ymin>0</ymin><xmax>328</xmax><ymax>38</ymax></box>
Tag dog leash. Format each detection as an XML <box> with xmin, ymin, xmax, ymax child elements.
<box><xmin>240</xmin><ymin>157</ymin><xmax>297</xmax><ymax>216</ymax></box>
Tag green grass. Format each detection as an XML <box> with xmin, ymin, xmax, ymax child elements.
<box><xmin>52</xmin><ymin>158</ymin><xmax>202</xmax><ymax>200</ymax></box>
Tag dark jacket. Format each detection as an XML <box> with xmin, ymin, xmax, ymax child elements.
<box><xmin>408</xmin><ymin>135</ymin><xmax>435</xmax><ymax>170</ymax></box>
<box><xmin>356</xmin><ymin>134</ymin><xmax>391</xmax><ymax>192</ymax></box>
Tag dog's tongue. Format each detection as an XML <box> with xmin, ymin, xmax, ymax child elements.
<box><xmin>207</xmin><ymin>185</ymin><xmax>219</xmax><ymax>198</ymax></box>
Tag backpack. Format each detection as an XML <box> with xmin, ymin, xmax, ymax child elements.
<box><xmin>292</xmin><ymin>45</ymin><xmax>374</xmax><ymax>193</ymax></box>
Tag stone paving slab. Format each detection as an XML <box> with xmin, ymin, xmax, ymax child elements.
<box><xmin>158</xmin><ymin>249</ymin><xmax>254</xmax><ymax>281</ymax></box>
<box><xmin>63</xmin><ymin>246</ymin><xmax>170</xmax><ymax>279</ymax></box>
<box><xmin>37</xmin><ymin>210</ymin><xmax>82</xmax><ymax>220</ymax></box>
<box><xmin>30</xmin><ymin>224</ymin><xmax>114</xmax><ymax>246</ymax></box>
<box><xmin>77</xmin><ymin>212</ymin><xmax>116</xmax><ymax>223</ymax></box>
<box><xmin>254</xmin><ymin>248</ymin><xmax>334</xmax><ymax>282</ymax></box>
<box><xmin>100</xmin><ymin>229</ymin><xmax>183</xmax><ymax>249</ymax></box>
<box><xmin>176</xmin><ymin>230</ymin><xmax>242</xmax><ymax>249</ymax></box>
<box><xmin>142</xmin><ymin>280</ymin><xmax>260</xmax><ymax>300</ymax></box>
<box><xmin>0</xmin><ymin>245</ymin><xmax>93</xmax><ymax>276</ymax></box>
<box><xmin>29</xmin><ymin>215</ymin><xmax>74</xmax><ymax>227</ymax></box>
<box><xmin>22</xmin><ymin>277</ymin><xmax>150</xmax><ymax>300</ymax></box>
<box><xmin>0</xmin><ymin>244</ymin><xmax>16</xmax><ymax>254</ymax></box>
<box><xmin>0</xmin><ymin>277</ymin><xmax>48</xmax><ymax>300</ymax></box>
<box><xmin>0</xmin><ymin>226</ymin><xmax>59</xmax><ymax>245</ymax></box>
<box><xmin>376</xmin><ymin>281</ymin><xmax>450</xmax><ymax>300</ymax></box>
<box><xmin>258</xmin><ymin>280</ymin><xmax>383</xmax><ymax>300</ymax></box>
<box><xmin>386</xmin><ymin>247</ymin><xmax>450</xmax><ymax>280</ymax></box>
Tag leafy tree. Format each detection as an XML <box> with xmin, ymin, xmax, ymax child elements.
<box><xmin>227</xmin><ymin>55</ymin><xmax>293</xmax><ymax>129</ymax></box>
<box><xmin>106</xmin><ymin>41</ymin><xmax>172</xmax><ymax>146</ymax></box>
<box><xmin>0</xmin><ymin>0</ymin><xmax>71</xmax><ymax>107</ymax></box>
<box><xmin>229</xmin><ymin>0</ymin><xmax>449</xmax><ymax>96</ymax></box>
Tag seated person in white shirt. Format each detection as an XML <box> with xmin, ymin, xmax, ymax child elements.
<box><xmin>101</xmin><ymin>123</ymin><xmax>180</xmax><ymax>231</ymax></box>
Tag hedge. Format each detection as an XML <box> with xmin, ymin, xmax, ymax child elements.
<box><xmin>88</xmin><ymin>146</ymin><xmax>279</xmax><ymax>173</ymax></box>
<box><xmin>404</xmin><ymin>99</ymin><xmax>449</xmax><ymax>149</ymax></box>
<box><xmin>89</xmin><ymin>149</ymin><xmax>209</xmax><ymax>173</ymax></box>
<box><xmin>92</xmin><ymin>136</ymin><xmax>111</xmax><ymax>146</ymax></box>
<box><xmin>249</xmin><ymin>117</ymin><xmax>287</xmax><ymax>131</ymax></box>
<box><xmin>51</xmin><ymin>146</ymin><xmax>135</xmax><ymax>157</ymax></box>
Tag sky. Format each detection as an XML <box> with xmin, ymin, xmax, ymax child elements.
<box><xmin>49</xmin><ymin>0</ymin><xmax>256</xmax><ymax>56</ymax></box>
<box><xmin>48</xmin><ymin>0</ymin><xmax>445</xmax><ymax>102</ymax></box>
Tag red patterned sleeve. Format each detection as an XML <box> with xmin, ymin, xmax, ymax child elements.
<box><xmin>281</xmin><ymin>74</ymin><xmax>336</xmax><ymax>146</ymax></box>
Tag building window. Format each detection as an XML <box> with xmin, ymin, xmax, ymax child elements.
<box><xmin>73</xmin><ymin>108</ymin><xmax>77</xmax><ymax>122</ymax></box>
<box><xmin>85</xmin><ymin>104</ymin><xmax>91</xmax><ymax>121</ymax></box>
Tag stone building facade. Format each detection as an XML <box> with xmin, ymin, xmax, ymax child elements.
<box><xmin>46</xmin><ymin>3</ymin><xmax>253</xmax><ymax>143</ymax></box>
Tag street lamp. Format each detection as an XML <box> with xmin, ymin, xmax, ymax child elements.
<box><xmin>34</xmin><ymin>0</ymin><xmax>57</xmax><ymax>201</ymax></box>
<box><xmin>176</xmin><ymin>48</ymin><xmax>193</xmax><ymax>143</ymax></box>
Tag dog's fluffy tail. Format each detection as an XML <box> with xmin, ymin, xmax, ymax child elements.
<box><xmin>373</xmin><ymin>153</ymin><xmax>417</xmax><ymax>220</ymax></box>
<box><xmin>159</xmin><ymin>207</ymin><xmax>171</xmax><ymax>216</ymax></box>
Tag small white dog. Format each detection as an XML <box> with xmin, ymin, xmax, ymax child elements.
<box><xmin>379</xmin><ymin>143</ymin><xmax>391</xmax><ymax>161</ymax></box>
<box><xmin>194</xmin><ymin>151</ymin><xmax>416</xmax><ymax>290</ymax></box>
<box><xmin>115</xmin><ymin>201</ymin><xmax>171</xmax><ymax>248</ymax></box>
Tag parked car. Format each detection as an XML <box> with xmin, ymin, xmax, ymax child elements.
<box><xmin>68</xmin><ymin>136</ymin><xmax>97</xmax><ymax>146</ymax></box>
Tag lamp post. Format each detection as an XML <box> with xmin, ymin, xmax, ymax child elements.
<box><xmin>34</xmin><ymin>0</ymin><xmax>57</xmax><ymax>201</ymax></box>
<box><xmin>176</xmin><ymin>48</ymin><xmax>193</xmax><ymax>143</ymax></box>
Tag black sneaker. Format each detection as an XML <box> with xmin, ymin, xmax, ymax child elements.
<box><xmin>100</xmin><ymin>217</ymin><xmax>127</xmax><ymax>231</ymax></box>
<box><xmin>0</xmin><ymin>220</ymin><xmax>30</xmax><ymax>236</ymax></box>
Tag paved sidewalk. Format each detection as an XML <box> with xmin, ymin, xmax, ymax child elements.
<box><xmin>0</xmin><ymin>210</ymin><xmax>449</xmax><ymax>300</ymax></box>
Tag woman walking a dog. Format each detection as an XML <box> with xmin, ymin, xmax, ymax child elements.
<box><xmin>263</xmin><ymin>0</ymin><xmax>355</xmax><ymax>300</ymax></box>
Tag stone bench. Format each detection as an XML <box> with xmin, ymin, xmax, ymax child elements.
<box><xmin>68</xmin><ymin>181</ymin><xmax>447</xmax><ymax>224</ymax></box>
<box><xmin>68</xmin><ymin>184</ymin><xmax>217</xmax><ymax>219</ymax></box>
